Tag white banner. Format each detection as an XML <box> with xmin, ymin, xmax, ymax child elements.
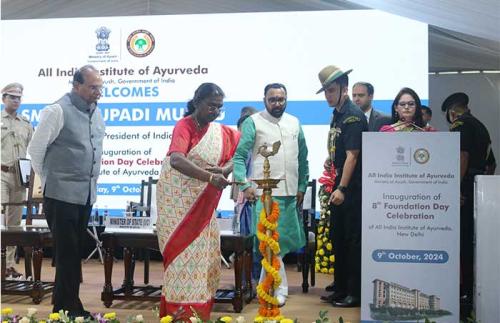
<box><xmin>1</xmin><ymin>10</ymin><xmax>428</xmax><ymax>215</ymax></box>
<box><xmin>361</xmin><ymin>132</ymin><xmax>459</xmax><ymax>323</ymax></box>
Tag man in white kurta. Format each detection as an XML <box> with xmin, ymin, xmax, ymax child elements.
<box><xmin>233</xmin><ymin>83</ymin><xmax>309</xmax><ymax>305</ymax></box>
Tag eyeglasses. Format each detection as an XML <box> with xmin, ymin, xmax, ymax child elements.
<box><xmin>267</xmin><ymin>97</ymin><xmax>286</xmax><ymax>104</ymax></box>
<box><xmin>203</xmin><ymin>101</ymin><xmax>223</xmax><ymax>112</ymax></box>
<box><xmin>397</xmin><ymin>101</ymin><xmax>416</xmax><ymax>108</ymax></box>
<box><xmin>87</xmin><ymin>85</ymin><xmax>103</xmax><ymax>93</ymax></box>
<box><xmin>5</xmin><ymin>94</ymin><xmax>21</xmax><ymax>101</ymax></box>
<box><xmin>207</xmin><ymin>105</ymin><xmax>223</xmax><ymax>112</ymax></box>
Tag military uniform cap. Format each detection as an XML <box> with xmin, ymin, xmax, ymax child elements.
<box><xmin>1</xmin><ymin>83</ymin><xmax>24</xmax><ymax>97</ymax></box>
<box><xmin>441</xmin><ymin>92</ymin><xmax>469</xmax><ymax>112</ymax></box>
<box><xmin>316</xmin><ymin>65</ymin><xmax>352</xmax><ymax>94</ymax></box>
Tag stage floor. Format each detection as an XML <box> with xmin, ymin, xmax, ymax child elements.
<box><xmin>1</xmin><ymin>258</ymin><xmax>360</xmax><ymax>322</ymax></box>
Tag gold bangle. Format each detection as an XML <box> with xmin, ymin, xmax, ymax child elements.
<box><xmin>209</xmin><ymin>174</ymin><xmax>213</xmax><ymax>183</ymax></box>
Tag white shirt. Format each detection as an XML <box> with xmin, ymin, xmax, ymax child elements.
<box><xmin>27</xmin><ymin>104</ymin><xmax>64</xmax><ymax>179</ymax></box>
<box><xmin>364</xmin><ymin>107</ymin><xmax>372</xmax><ymax>123</ymax></box>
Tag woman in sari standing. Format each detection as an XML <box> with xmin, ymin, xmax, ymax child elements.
<box><xmin>380</xmin><ymin>87</ymin><xmax>436</xmax><ymax>132</ymax></box>
<box><xmin>156</xmin><ymin>83</ymin><xmax>240</xmax><ymax>320</ymax></box>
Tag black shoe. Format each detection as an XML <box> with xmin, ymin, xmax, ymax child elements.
<box><xmin>325</xmin><ymin>282</ymin><xmax>336</xmax><ymax>292</ymax></box>
<box><xmin>320</xmin><ymin>291</ymin><xmax>346</xmax><ymax>303</ymax></box>
<box><xmin>5</xmin><ymin>267</ymin><xmax>23</xmax><ymax>279</ymax></box>
<box><xmin>333</xmin><ymin>295</ymin><xmax>360</xmax><ymax>308</ymax></box>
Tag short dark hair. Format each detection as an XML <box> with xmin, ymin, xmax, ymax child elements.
<box><xmin>73</xmin><ymin>65</ymin><xmax>98</xmax><ymax>85</ymax></box>
<box><xmin>185</xmin><ymin>83</ymin><xmax>225</xmax><ymax>117</ymax></box>
<box><xmin>264</xmin><ymin>83</ymin><xmax>287</xmax><ymax>96</ymax></box>
<box><xmin>391</xmin><ymin>87</ymin><xmax>425</xmax><ymax>128</ymax></box>
<box><xmin>421</xmin><ymin>105</ymin><xmax>432</xmax><ymax>116</ymax></box>
<box><xmin>237</xmin><ymin>106</ymin><xmax>258</xmax><ymax>128</ymax></box>
<box><xmin>353</xmin><ymin>82</ymin><xmax>374</xmax><ymax>96</ymax></box>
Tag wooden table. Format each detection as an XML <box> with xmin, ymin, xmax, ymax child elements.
<box><xmin>1</xmin><ymin>226</ymin><xmax>54</xmax><ymax>303</ymax></box>
<box><xmin>100</xmin><ymin>230</ymin><xmax>254</xmax><ymax>312</ymax></box>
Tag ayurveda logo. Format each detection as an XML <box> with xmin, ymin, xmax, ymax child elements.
<box><xmin>127</xmin><ymin>29</ymin><xmax>155</xmax><ymax>57</ymax></box>
<box><xmin>414</xmin><ymin>148</ymin><xmax>430</xmax><ymax>164</ymax></box>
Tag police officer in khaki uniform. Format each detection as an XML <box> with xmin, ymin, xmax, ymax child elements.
<box><xmin>441</xmin><ymin>92</ymin><xmax>496</xmax><ymax>319</ymax></box>
<box><xmin>1</xmin><ymin>83</ymin><xmax>33</xmax><ymax>278</ymax></box>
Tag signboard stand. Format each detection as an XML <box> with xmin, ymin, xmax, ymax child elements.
<box><xmin>361</xmin><ymin>132</ymin><xmax>460</xmax><ymax>323</ymax></box>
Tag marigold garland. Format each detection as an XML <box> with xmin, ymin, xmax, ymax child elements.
<box><xmin>256</xmin><ymin>196</ymin><xmax>282</xmax><ymax>320</ymax></box>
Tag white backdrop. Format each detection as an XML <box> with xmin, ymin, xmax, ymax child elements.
<box><xmin>1</xmin><ymin>10</ymin><xmax>428</xmax><ymax>214</ymax></box>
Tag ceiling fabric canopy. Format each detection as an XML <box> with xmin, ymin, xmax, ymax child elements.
<box><xmin>343</xmin><ymin>0</ymin><xmax>500</xmax><ymax>71</ymax></box>
<box><xmin>1</xmin><ymin>0</ymin><xmax>499</xmax><ymax>71</ymax></box>
<box><xmin>342</xmin><ymin>0</ymin><xmax>500</xmax><ymax>41</ymax></box>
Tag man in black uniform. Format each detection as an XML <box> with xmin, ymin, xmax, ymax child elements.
<box><xmin>317</xmin><ymin>65</ymin><xmax>368</xmax><ymax>307</ymax></box>
<box><xmin>441</xmin><ymin>92</ymin><xmax>496</xmax><ymax>318</ymax></box>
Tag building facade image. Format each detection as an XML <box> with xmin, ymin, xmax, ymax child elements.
<box><xmin>373</xmin><ymin>279</ymin><xmax>441</xmax><ymax>310</ymax></box>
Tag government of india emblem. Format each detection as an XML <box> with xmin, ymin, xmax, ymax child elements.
<box><xmin>95</xmin><ymin>26</ymin><xmax>111</xmax><ymax>52</ymax></box>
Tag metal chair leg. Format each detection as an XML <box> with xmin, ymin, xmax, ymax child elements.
<box><xmin>85</xmin><ymin>226</ymin><xmax>103</xmax><ymax>263</ymax></box>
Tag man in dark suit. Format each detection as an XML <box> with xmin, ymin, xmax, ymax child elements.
<box><xmin>352</xmin><ymin>82</ymin><xmax>391</xmax><ymax>131</ymax></box>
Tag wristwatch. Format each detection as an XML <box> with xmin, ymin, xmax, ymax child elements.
<box><xmin>337</xmin><ymin>185</ymin><xmax>348</xmax><ymax>193</ymax></box>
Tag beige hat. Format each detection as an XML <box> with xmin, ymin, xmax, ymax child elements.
<box><xmin>1</xmin><ymin>83</ymin><xmax>24</xmax><ymax>97</ymax></box>
<box><xmin>316</xmin><ymin>65</ymin><xmax>352</xmax><ymax>94</ymax></box>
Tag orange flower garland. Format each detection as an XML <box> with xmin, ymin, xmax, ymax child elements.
<box><xmin>255</xmin><ymin>196</ymin><xmax>283</xmax><ymax>321</ymax></box>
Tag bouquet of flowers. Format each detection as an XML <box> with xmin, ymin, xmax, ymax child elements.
<box><xmin>315</xmin><ymin>164</ymin><xmax>336</xmax><ymax>274</ymax></box>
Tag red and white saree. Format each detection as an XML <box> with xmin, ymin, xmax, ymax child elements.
<box><xmin>156</xmin><ymin>119</ymin><xmax>239</xmax><ymax>320</ymax></box>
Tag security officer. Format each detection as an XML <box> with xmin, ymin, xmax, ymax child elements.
<box><xmin>317</xmin><ymin>65</ymin><xmax>368</xmax><ymax>307</ymax></box>
<box><xmin>1</xmin><ymin>82</ymin><xmax>33</xmax><ymax>278</ymax></box>
<box><xmin>441</xmin><ymin>92</ymin><xmax>495</xmax><ymax>317</ymax></box>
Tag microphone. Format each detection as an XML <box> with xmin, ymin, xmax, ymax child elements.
<box><xmin>408</xmin><ymin>122</ymin><xmax>426</xmax><ymax>131</ymax></box>
<box><xmin>381</xmin><ymin>121</ymin><xmax>425</xmax><ymax>132</ymax></box>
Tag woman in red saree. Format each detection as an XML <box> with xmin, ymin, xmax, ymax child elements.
<box><xmin>156</xmin><ymin>83</ymin><xmax>240</xmax><ymax>320</ymax></box>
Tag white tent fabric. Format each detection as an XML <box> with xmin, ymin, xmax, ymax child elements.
<box><xmin>344</xmin><ymin>0</ymin><xmax>500</xmax><ymax>71</ymax></box>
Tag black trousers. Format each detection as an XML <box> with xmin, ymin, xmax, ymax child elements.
<box><xmin>44</xmin><ymin>197</ymin><xmax>91</xmax><ymax>314</ymax></box>
<box><xmin>329</xmin><ymin>185</ymin><xmax>362</xmax><ymax>297</ymax></box>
